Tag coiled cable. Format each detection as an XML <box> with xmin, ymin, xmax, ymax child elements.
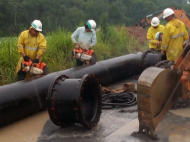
<box><xmin>102</xmin><ymin>92</ymin><xmax>137</xmax><ymax>109</ymax></box>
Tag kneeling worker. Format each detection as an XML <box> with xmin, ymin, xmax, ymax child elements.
<box><xmin>71</xmin><ymin>20</ymin><xmax>97</xmax><ymax>66</ymax></box>
<box><xmin>16</xmin><ymin>20</ymin><xmax>48</xmax><ymax>80</ymax></box>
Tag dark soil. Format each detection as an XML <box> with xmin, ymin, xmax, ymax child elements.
<box><xmin>126</xmin><ymin>26</ymin><xmax>147</xmax><ymax>45</ymax></box>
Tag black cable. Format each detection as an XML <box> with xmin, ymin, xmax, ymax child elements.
<box><xmin>102</xmin><ymin>92</ymin><xmax>137</xmax><ymax>109</ymax></box>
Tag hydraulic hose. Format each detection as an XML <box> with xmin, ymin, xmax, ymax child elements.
<box><xmin>102</xmin><ymin>92</ymin><xmax>137</xmax><ymax>109</ymax></box>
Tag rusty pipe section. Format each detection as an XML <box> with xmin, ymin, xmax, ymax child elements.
<box><xmin>47</xmin><ymin>74</ymin><xmax>102</xmax><ymax>129</ymax></box>
<box><xmin>0</xmin><ymin>51</ymin><xmax>162</xmax><ymax>127</ymax></box>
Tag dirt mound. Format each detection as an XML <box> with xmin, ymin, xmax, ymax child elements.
<box><xmin>126</xmin><ymin>26</ymin><xmax>147</xmax><ymax>45</ymax></box>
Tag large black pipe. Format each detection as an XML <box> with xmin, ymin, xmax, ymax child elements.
<box><xmin>0</xmin><ymin>51</ymin><xmax>162</xmax><ymax>127</ymax></box>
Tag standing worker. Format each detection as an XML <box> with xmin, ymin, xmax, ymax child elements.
<box><xmin>161</xmin><ymin>8</ymin><xmax>189</xmax><ymax>61</ymax></box>
<box><xmin>71</xmin><ymin>19</ymin><xmax>97</xmax><ymax>66</ymax></box>
<box><xmin>147</xmin><ymin>17</ymin><xmax>164</xmax><ymax>51</ymax></box>
<box><xmin>16</xmin><ymin>20</ymin><xmax>48</xmax><ymax>80</ymax></box>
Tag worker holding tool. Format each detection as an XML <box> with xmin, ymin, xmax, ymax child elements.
<box><xmin>147</xmin><ymin>17</ymin><xmax>164</xmax><ymax>51</ymax></box>
<box><xmin>71</xmin><ymin>19</ymin><xmax>97</xmax><ymax>66</ymax></box>
<box><xmin>155</xmin><ymin>32</ymin><xmax>167</xmax><ymax>60</ymax></box>
<box><xmin>161</xmin><ymin>8</ymin><xmax>189</xmax><ymax>61</ymax></box>
<box><xmin>16</xmin><ymin>20</ymin><xmax>48</xmax><ymax>80</ymax></box>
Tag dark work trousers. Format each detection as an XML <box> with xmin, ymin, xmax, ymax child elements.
<box><xmin>17</xmin><ymin>69</ymin><xmax>26</xmax><ymax>81</ymax></box>
<box><xmin>76</xmin><ymin>52</ymin><xmax>97</xmax><ymax>67</ymax></box>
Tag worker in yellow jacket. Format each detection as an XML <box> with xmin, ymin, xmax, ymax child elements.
<box><xmin>16</xmin><ymin>20</ymin><xmax>47</xmax><ymax>80</ymax></box>
<box><xmin>147</xmin><ymin>17</ymin><xmax>165</xmax><ymax>50</ymax></box>
<box><xmin>161</xmin><ymin>8</ymin><xmax>189</xmax><ymax>61</ymax></box>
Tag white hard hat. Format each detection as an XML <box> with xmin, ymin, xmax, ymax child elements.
<box><xmin>151</xmin><ymin>17</ymin><xmax>160</xmax><ymax>27</ymax></box>
<box><xmin>31</xmin><ymin>20</ymin><xmax>42</xmax><ymax>31</ymax></box>
<box><xmin>155</xmin><ymin>32</ymin><xmax>161</xmax><ymax>40</ymax></box>
<box><xmin>86</xmin><ymin>20</ymin><xmax>96</xmax><ymax>31</ymax></box>
<box><xmin>163</xmin><ymin>8</ymin><xmax>174</xmax><ymax>19</ymax></box>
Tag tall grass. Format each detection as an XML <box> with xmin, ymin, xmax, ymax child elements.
<box><xmin>0</xmin><ymin>26</ymin><xmax>148</xmax><ymax>85</ymax></box>
<box><xmin>43</xmin><ymin>27</ymin><xmax>75</xmax><ymax>72</ymax></box>
<box><xmin>0</xmin><ymin>37</ymin><xmax>19</xmax><ymax>85</ymax></box>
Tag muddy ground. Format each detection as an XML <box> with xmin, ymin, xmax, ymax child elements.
<box><xmin>126</xmin><ymin>26</ymin><xmax>147</xmax><ymax>45</ymax></box>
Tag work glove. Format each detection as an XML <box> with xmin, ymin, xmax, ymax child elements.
<box><xmin>32</xmin><ymin>59</ymin><xmax>39</xmax><ymax>63</ymax></box>
<box><xmin>23</xmin><ymin>56</ymin><xmax>30</xmax><ymax>62</ymax></box>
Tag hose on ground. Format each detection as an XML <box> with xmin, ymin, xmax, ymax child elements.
<box><xmin>102</xmin><ymin>92</ymin><xmax>137</xmax><ymax>109</ymax></box>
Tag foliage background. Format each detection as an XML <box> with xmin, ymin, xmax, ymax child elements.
<box><xmin>0</xmin><ymin>0</ymin><xmax>189</xmax><ymax>36</ymax></box>
<box><xmin>0</xmin><ymin>0</ymin><xmax>189</xmax><ymax>85</ymax></box>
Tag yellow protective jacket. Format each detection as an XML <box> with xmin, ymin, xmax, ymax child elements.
<box><xmin>16</xmin><ymin>28</ymin><xmax>47</xmax><ymax>73</ymax></box>
<box><xmin>161</xmin><ymin>19</ymin><xmax>189</xmax><ymax>61</ymax></box>
<box><xmin>147</xmin><ymin>24</ymin><xmax>164</xmax><ymax>50</ymax></box>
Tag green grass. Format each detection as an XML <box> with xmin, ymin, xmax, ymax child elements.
<box><xmin>0</xmin><ymin>37</ymin><xmax>19</xmax><ymax>85</ymax></box>
<box><xmin>0</xmin><ymin>26</ymin><xmax>148</xmax><ymax>86</ymax></box>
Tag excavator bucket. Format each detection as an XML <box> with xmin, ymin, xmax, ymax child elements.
<box><xmin>133</xmin><ymin>42</ymin><xmax>190</xmax><ymax>140</ymax></box>
<box><xmin>133</xmin><ymin>67</ymin><xmax>181</xmax><ymax>140</ymax></box>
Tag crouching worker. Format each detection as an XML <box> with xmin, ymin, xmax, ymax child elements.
<box><xmin>16</xmin><ymin>20</ymin><xmax>48</xmax><ymax>81</ymax></box>
<box><xmin>147</xmin><ymin>17</ymin><xmax>164</xmax><ymax>51</ymax></box>
<box><xmin>71</xmin><ymin>20</ymin><xmax>97</xmax><ymax>66</ymax></box>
